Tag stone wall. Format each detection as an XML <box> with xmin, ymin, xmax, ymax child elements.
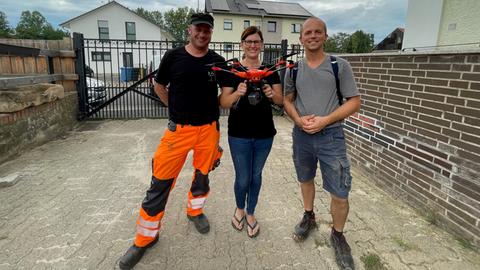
<box><xmin>0</xmin><ymin>92</ymin><xmax>78</xmax><ymax>163</ymax></box>
<box><xmin>341</xmin><ymin>51</ymin><xmax>480</xmax><ymax>245</ymax></box>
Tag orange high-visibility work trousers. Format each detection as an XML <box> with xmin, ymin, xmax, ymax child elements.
<box><xmin>134</xmin><ymin>120</ymin><xmax>222</xmax><ymax>247</ymax></box>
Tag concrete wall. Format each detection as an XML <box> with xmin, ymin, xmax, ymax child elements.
<box><xmin>403</xmin><ymin>0</ymin><xmax>480</xmax><ymax>51</ymax></box>
<box><xmin>340</xmin><ymin>51</ymin><xmax>480</xmax><ymax>246</ymax></box>
<box><xmin>437</xmin><ymin>0</ymin><xmax>480</xmax><ymax>48</ymax></box>
<box><xmin>402</xmin><ymin>0</ymin><xmax>444</xmax><ymax>49</ymax></box>
<box><xmin>0</xmin><ymin>93</ymin><xmax>78</xmax><ymax>164</ymax></box>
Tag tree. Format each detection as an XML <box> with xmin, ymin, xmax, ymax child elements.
<box><xmin>15</xmin><ymin>11</ymin><xmax>46</xmax><ymax>39</ymax></box>
<box><xmin>325</xmin><ymin>32</ymin><xmax>350</xmax><ymax>53</ymax></box>
<box><xmin>135</xmin><ymin>7</ymin><xmax>195</xmax><ymax>41</ymax></box>
<box><xmin>345</xmin><ymin>30</ymin><xmax>374</xmax><ymax>53</ymax></box>
<box><xmin>324</xmin><ymin>31</ymin><xmax>374</xmax><ymax>53</ymax></box>
<box><xmin>0</xmin><ymin>11</ymin><xmax>13</xmax><ymax>38</ymax></box>
<box><xmin>135</xmin><ymin>7</ymin><xmax>163</xmax><ymax>26</ymax></box>
<box><xmin>15</xmin><ymin>10</ymin><xmax>68</xmax><ymax>40</ymax></box>
<box><xmin>42</xmin><ymin>24</ymin><xmax>70</xmax><ymax>40</ymax></box>
<box><xmin>162</xmin><ymin>7</ymin><xmax>195</xmax><ymax>42</ymax></box>
<box><xmin>324</xmin><ymin>38</ymin><xmax>337</xmax><ymax>53</ymax></box>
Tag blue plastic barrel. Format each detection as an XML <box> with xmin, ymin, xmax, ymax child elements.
<box><xmin>120</xmin><ymin>67</ymin><xmax>134</xmax><ymax>82</ymax></box>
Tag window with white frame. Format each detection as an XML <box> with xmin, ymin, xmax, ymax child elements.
<box><xmin>98</xmin><ymin>20</ymin><xmax>109</xmax><ymax>39</ymax></box>
<box><xmin>224</xmin><ymin>19</ymin><xmax>232</xmax><ymax>30</ymax></box>
<box><xmin>244</xmin><ymin>20</ymin><xmax>250</xmax><ymax>29</ymax></box>
<box><xmin>267</xmin><ymin>21</ymin><xmax>276</xmax><ymax>32</ymax></box>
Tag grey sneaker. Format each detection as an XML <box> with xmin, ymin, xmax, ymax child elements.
<box><xmin>187</xmin><ymin>213</ymin><xmax>210</xmax><ymax>234</ymax></box>
<box><xmin>293</xmin><ymin>212</ymin><xmax>317</xmax><ymax>241</ymax></box>
<box><xmin>330</xmin><ymin>231</ymin><xmax>355</xmax><ymax>270</ymax></box>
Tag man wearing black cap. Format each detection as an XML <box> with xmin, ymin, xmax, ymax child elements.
<box><xmin>118</xmin><ymin>13</ymin><xmax>225</xmax><ymax>270</ymax></box>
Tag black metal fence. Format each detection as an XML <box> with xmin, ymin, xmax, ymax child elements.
<box><xmin>74</xmin><ymin>33</ymin><xmax>304</xmax><ymax>119</ymax></box>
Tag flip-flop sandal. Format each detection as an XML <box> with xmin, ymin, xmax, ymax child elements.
<box><xmin>246</xmin><ymin>220</ymin><xmax>260</xmax><ymax>238</ymax></box>
<box><xmin>231</xmin><ymin>210</ymin><xmax>245</xmax><ymax>231</ymax></box>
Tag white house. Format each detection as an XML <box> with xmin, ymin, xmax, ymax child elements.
<box><xmin>402</xmin><ymin>0</ymin><xmax>480</xmax><ymax>51</ymax></box>
<box><xmin>60</xmin><ymin>0</ymin><xmax>174</xmax><ymax>76</ymax></box>
<box><xmin>205</xmin><ymin>0</ymin><xmax>312</xmax><ymax>46</ymax></box>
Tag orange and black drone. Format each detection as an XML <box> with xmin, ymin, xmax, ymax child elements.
<box><xmin>208</xmin><ymin>52</ymin><xmax>298</xmax><ymax>106</ymax></box>
<box><xmin>208</xmin><ymin>52</ymin><xmax>298</xmax><ymax>83</ymax></box>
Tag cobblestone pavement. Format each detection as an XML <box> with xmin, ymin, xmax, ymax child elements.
<box><xmin>1</xmin><ymin>117</ymin><xmax>479</xmax><ymax>270</ymax></box>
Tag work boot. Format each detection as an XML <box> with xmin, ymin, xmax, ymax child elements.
<box><xmin>119</xmin><ymin>236</ymin><xmax>159</xmax><ymax>270</ymax></box>
<box><xmin>187</xmin><ymin>213</ymin><xmax>210</xmax><ymax>234</ymax></box>
<box><xmin>330</xmin><ymin>230</ymin><xmax>355</xmax><ymax>270</ymax></box>
<box><xmin>292</xmin><ymin>212</ymin><xmax>317</xmax><ymax>242</ymax></box>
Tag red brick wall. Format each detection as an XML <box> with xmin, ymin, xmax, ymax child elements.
<box><xmin>341</xmin><ymin>52</ymin><xmax>480</xmax><ymax>246</ymax></box>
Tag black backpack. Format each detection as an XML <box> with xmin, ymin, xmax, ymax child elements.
<box><xmin>290</xmin><ymin>55</ymin><xmax>343</xmax><ymax>105</ymax></box>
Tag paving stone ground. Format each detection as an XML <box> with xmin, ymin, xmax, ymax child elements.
<box><xmin>0</xmin><ymin>117</ymin><xmax>479</xmax><ymax>270</ymax></box>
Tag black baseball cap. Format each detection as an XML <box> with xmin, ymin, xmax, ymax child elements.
<box><xmin>189</xmin><ymin>13</ymin><xmax>214</xmax><ymax>28</ymax></box>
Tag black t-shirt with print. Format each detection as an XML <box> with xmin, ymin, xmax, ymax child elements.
<box><xmin>218</xmin><ymin>65</ymin><xmax>281</xmax><ymax>138</ymax></box>
<box><xmin>154</xmin><ymin>47</ymin><xmax>225</xmax><ymax>125</ymax></box>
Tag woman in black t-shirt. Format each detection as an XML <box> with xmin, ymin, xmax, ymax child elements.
<box><xmin>218</xmin><ymin>26</ymin><xmax>282</xmax><ymax>238</ymax></box>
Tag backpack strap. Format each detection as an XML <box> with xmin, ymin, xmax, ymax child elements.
<box><xmin>330</xmin><ymin>55</ymin><xmax>342</xmax><ymax>105</ymax></box>
<box><xmin>289</xmin><ymin>61</ymin><xmax>299</xmax><ymax>99</ymax></box>
<box><xmin>290</xmin><ymin>61</ymin><xmax>299</xmax><ymax>90</ymax></box>
<box><xmin>291</xmin><ymin>56</ymin><xmax>342</xmax><ymax>105</ymax></box>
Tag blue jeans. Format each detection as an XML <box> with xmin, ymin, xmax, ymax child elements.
<box><xmin>228</xmin><ymin>136</ymin><xmax>274</xmax><ymax>215</ymax></box>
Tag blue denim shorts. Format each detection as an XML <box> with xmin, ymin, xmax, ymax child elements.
<box><xmin>292</xmin><ymin>125</ymin><xmax>352</xmax><ymax>199</ymax></box>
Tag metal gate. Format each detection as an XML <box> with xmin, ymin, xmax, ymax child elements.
<box><xmin>73</xmin><ymin>33</ymin><xmax>303</xmax><ymax>120</ymax></box>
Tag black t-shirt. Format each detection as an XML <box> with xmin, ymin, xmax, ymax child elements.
<box><xmin>218</xmin><ymin>65</ymin><xmax>281</xmax><ymax>138</ymax></box>
<box><xmin>154</xmin><ymin>47</ymin><xmax>225</xmax><ymax>125</ymax></box>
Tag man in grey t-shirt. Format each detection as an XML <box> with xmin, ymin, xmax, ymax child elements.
<box><xmin>283</xmin><ymin>17</ymin><xmax>360</xmax><ymax>270</ymax></box>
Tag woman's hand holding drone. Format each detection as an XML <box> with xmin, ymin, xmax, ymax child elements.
<box><xmin>237</xmin><ymin>80</ymin><xmax>248</xmax><ymax>97</ymax></box>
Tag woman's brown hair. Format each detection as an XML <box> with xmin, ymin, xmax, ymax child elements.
<box><xmin>241</xmin><ymin>26</ymin><xmax>264</xmax><ymax>41</ymax></box>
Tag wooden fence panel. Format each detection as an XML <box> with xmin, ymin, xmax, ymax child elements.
<box><xmin>0</xmin><ymin>56</ymin><xmax>11</xmax><ymax>73</ymax></box>
<box><xmin>53</xmin><ymin>57</ymin><xmax>62</xmax><ymax>73</ymax></box>
<box><xmin>11</xmin><ymin>57</ymin><xmax>25</xmax><ymax>74</ymax></box>
<box><xmin>23</xmin><ymin>57</ymin><xmax>36</xmax><ymax>74</ymax></box>
<box><xmin>36</xmin><ymin>58</ymin><xmax>48</xmax><ymax>74</ymax></box>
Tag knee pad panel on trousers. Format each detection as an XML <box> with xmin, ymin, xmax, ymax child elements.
<box><xmin>142</xmin><ymin>176</ymin><xmax>174</xmax><ymax>217</ymax></box>
<box><xmin>210</xmin><ymin>146</ymin><xmax>223</xmax><ymax>171</ymax></box>
<box><xmin>190</xmin><ymin>170</ymin><xmax>210</xmax><ymax>197</ymax></box>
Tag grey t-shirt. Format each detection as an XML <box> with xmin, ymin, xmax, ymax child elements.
<box><xmin>284</xmin><ymin>55</ymin><xmax>359</xmax><ymax>127</ymax></box>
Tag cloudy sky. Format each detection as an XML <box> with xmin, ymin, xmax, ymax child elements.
<box><xmin>0</xmin><ymin>0</ymin><xmax>408</xmax><ymax>43</ymax></box>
